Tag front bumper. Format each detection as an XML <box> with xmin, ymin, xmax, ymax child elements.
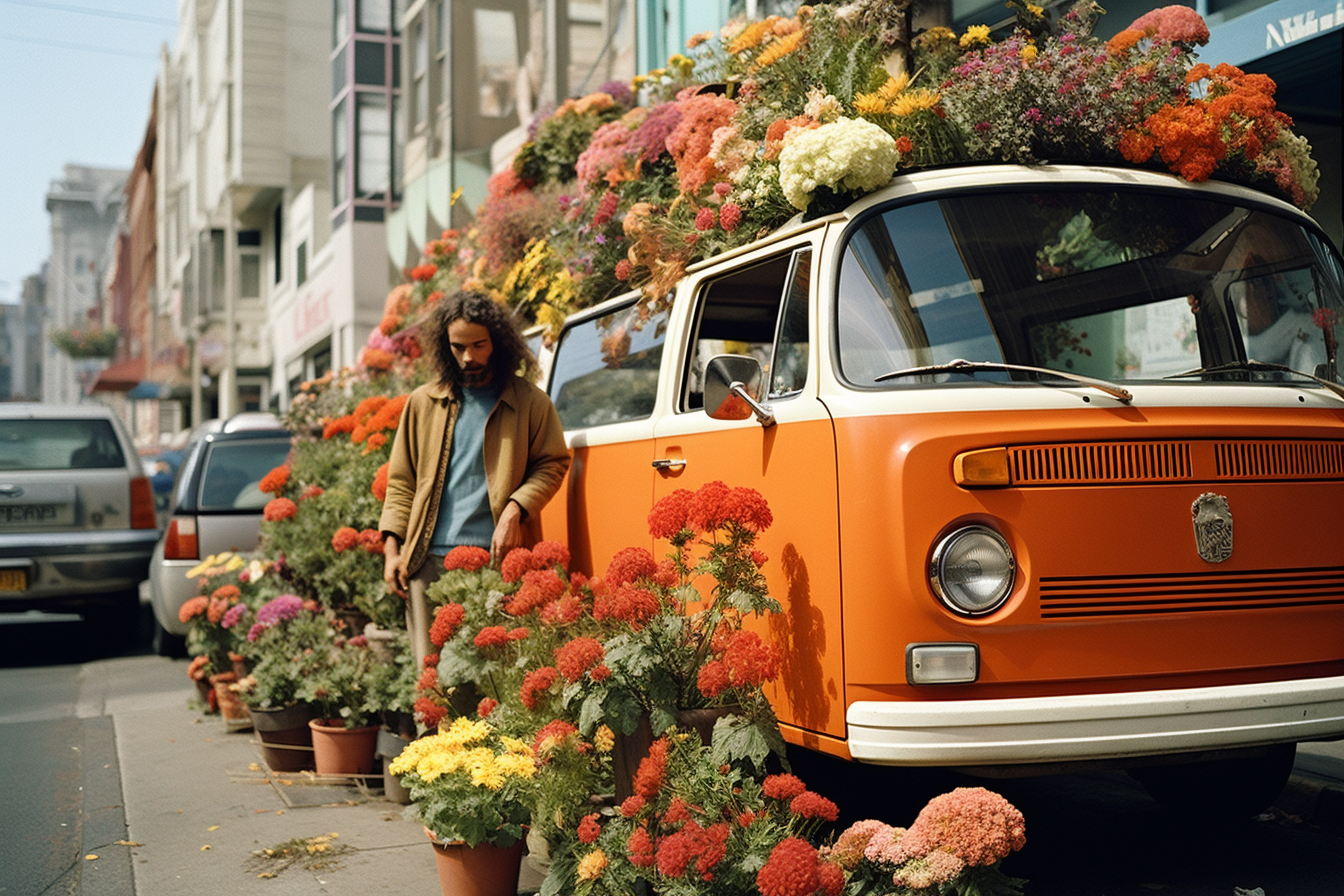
<box><xmin>847</xmin><ymin>675</ymin><xmax>1344</xmax><ymax>767</ymax></box>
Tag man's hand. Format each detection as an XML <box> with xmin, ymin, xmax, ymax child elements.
<box><xmin>491</xmin><ymin>500</ymin><xmax>524</xmax><ymax>566</ymax></box>
<box><xmin>383</xmin><ymin>535</ymin><xmax>407</xmax><ymax>598</ymax></box>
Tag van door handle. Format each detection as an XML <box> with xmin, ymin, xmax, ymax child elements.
<box><xmin>652</xmin><ymin>458</ymin><xmax>686</xmax><ymax>471</ymax></box>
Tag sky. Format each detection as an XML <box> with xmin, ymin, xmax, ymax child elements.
<box><xmin>0</xmin><ymin>0</ymin><xmax>178</xmax><ymax>305</ymax></box>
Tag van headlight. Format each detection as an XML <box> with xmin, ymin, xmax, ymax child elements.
<box><xmin>929</xmin><ymin>526</ymin><xmax>1015</xmax><ymax>615</ymax></box>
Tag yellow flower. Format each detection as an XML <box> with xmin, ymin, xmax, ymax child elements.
<box><xmin>593</xmin><ymin>725</ymin><xmax>614</xmax><ymax>753</ymax></box>
<box><xmin>1020</xmin><ymin>44</ymin><xmax>1038</xmax><ymax>62</ymax></box>
<box><xmin>853</xmin><ymin>93</ymin><xmax>889</xmax><ymax>117</ymax></box>
<box><xmin>727</xmin><ymin>18</ymin><xmax>773</xmax><ymax>54</ymax></box>
<box><xmin>960</xmin><ymin>24</ymin><xmax>991</xmax><ymax>48</ymax></box>
<box><xmin>577</xmin><ymin>850</ymin><xmax>609</xmax><ymax>881</ymax></box>
<box><xmin>449</xmin><ymin>185</ymin><xmax>463</xmax><ymax>207</ymax></box>
<box><xmin>668</xmin><ymin>53</ymin><xmax>694</xmax><ymax>77</ymax></box>
<box><xmin>878</xmin><ymin>72</ymin><xmax>910</xmax><ymax>102</ymax></box>
<box><xmin>1027</xmin><ymin>3</ymin><xmax>1044</xmax><ymax>15</ymax></box>
<box><xmin>756</xmin><ymin>28</ymin><xmax>804</xmax><ymax>67</ymax></box>
<box><xmin>889</xmin><ymin>88</ymin><xmax>941</xmax><ymax>117</ymax></box>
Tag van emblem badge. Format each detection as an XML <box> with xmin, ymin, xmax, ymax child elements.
<box><xmin>1191</xmin><ymin>493</ymin><xmax>1233</xmax><ymax>563</ymax></box>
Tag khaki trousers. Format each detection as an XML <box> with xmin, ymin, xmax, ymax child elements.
<box><xmin>405</xmin><ymin>552</ymin><xmax>445</xmax><ymax>670</ymax></box>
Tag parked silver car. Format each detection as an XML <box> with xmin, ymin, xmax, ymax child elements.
<box><xmin>148</xmin><ymin>418</ymin><xmax>292</xmax><ymax>655</ymax></box>
<box><xmin>0</xmin><ymin>403</ymin><xmax>159</xmax><ymax>633</ymax></box>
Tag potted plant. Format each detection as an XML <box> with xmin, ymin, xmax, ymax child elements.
<box><xmin>234</xmin><ymin>593</ymin><xmax>338</xmax><ymax>771</ymax></box>
<box><xmin>296</xmin><ymin>631</ymin><xmax>381</xmax><ymax>776</ymax></box>
<box><xmin>180</xmin><ymin>566</ymin><xmax>255</xmax><ymax>730</ymax></box>
<box><xmin>389</xmin><ymin>715</ymin><xmax>537</xmax><ymax>896</ymax></box>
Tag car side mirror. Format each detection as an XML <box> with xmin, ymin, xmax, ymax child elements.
<box><xmin>704</xmin><ymin>355</ymin><xmax>775</xmax><ymax>427</ymax></box>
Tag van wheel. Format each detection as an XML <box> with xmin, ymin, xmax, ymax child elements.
<box><xmin>152</xmin><ymin>618</ymin><xmax>187</xmax><ymax>658</ymax></box>
<box><xmin>1129</xmin><ymin>743</ymin><xmax>1296</xmax><ymax>820</ymax></box>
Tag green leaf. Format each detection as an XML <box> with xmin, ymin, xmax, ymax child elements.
<box><xmin>603</xmin><ymin>689</ymin><xmax>644</xmax><ymax>736</ymax></box>
<box><xmin>577</xmin><ymin>692</ymin><xmax>606</xmax><ymax>734</ymax></box>
<box><xmin>709</xmin><ymin>715</ymin><xmax>781</xmax><ymax>768</ymax></box>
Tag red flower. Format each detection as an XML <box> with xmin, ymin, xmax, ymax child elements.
<box><xmin>648</xmin><ymin>488</ymin><xmax>694</xmax><ymax>538</ymax></box>
<box><xmin>723</xmin><ymin>486</ymin><xmax>773</xmax><ymax>531</ymax></box>
<box><xmin>477</xmin><ymin>697</ymin><xmax>498</xmax><ymax>717</ymax></box>
<box><xmin>590</xmin><ymin>663</ymin><xmax>611</xmax><ymax>681</ymax></box>
<box><xmin>409</xmin><ymin>263</ymin><xmax>438</xmax><ymax>281</ymax></box>
<box><xmin>520</xmin><ymin>666</ymin><xmax>559</xmax><ymax>710</ymax></box>
<box><xmin>694</xmin><ymin>206</ymin><xmax>718</xmax><ymax>231</ymax></box>
<box><xmin>331</xmin><ymin>526</ymin><xmax>359</xmax><ymax>552</ymax></box>
<box><xmin>555</xmin><ymin>636</ymin><xmax>605</xmax><ymax>682</ymax></box>
<box><xmin>605</xmin><ymin>546</ymin><xmax>658</xmax><ymax>586</ymax></box>
<box><xmin>620</xmin><ymin>794</ymin><xmax>646</xmax><ymax>817</ymax></box>
<box><xmin>414</xmin><ymin>696</ymin><xmax>447</xmax><ymax>729</ymax></box>
<box><xmin>500</xmin><ymin>546</ymin><xmax>542</xmax><ymax>583</ymax></box>
<box><xmin>763</xmin><ymin>773</ymin><xmax>807</xmax><ymax>800</ymax></box>
<box><xmin>719</xmin><ymin>203</ymin><xmax>742</xmax><ymax>232</ymax></box>
<box><xmin>632</xmin><ymin>737</ymin><xmax>669</xmax><ymax>798</ymax></box>
<box><xmin>686</xmin><ymin>480</ymin><xmax>732</xmax><ymax>531</ymax></box>
<box><xmin>532</xmin><ymin>718</ymin><xmax>580</xmax><ymax>755</ymax></box>
<box><xmin>577</xmin><ymin>813</ymin><xmax>602</xmax><ymax>844</ymax></box>
<box><xmin>816</xmin><ymin>861</ymin><xmax>845</xmax><ymax>896</ymax></box>
<box><xmin>531</xmin><ymin>540</ymin><xmax>571</xmax><ymax>570</ymax></box>
<box><xmin>592</xmin><ymin>582</ymin><xmax>660</xmax><ymax>626</ymax></box>
<box><xmin>299</xmin><ymin>484</ymin><xmax>324</xmax><ymax>501</ymax></box>
<box><xmin>507</xmin><ymin>567</ymin><xmax>567</xmax><ymax>616</ymax></box>
<box><xmin>444</xmin><ymin>545</ymin><xmax>490</xmax><ymax>572</ymax></box>
<box><xmin>507</xmin><ymin>626</ymin><xmax>529</xmax><ymax>641</ymax></box>
<box><xmin>723</xmin><ymin>629</ymin><xmax>781</xmax><ymax>688</ymax></box>
<box><xmin>756</xmin><ymin>838</ymin><xmax>824</xmax><ymax>896</ymax></box>
<box><xmin>614</xmin><ymin>259</ymin><xmax>633</xmax><ymax>281</ymax></box>
<box><xmin>416</xmin><ymin>667</ymin><xmax>439</xmax><ymax>691</ymax></box>
<box><xmin>627</xmin><ymin>826</ymin><xmax>656</xmax><ymax>868</ymax></box>
<box><xmin>697</xmin><ymin>659</ymin><xmax>731</xmax><ymax>698</ymax></box>
<box><xmin>790</xmin><ymin>790</ymin><xmax>839</xmax><ymax>821</ymax></box>
<box><xmin>895</xmin><ymin>135</ymin><xmax>914</xmax><ymax>154</ymax></box>
<box><xmin>429</xmin><ymin>603</ymin><xmax>466</xmax><ymax>647</ymax></box>
<box><xmin>259</xmin><ymin>464</ymin><xmax>290</xmax><ymax>495</ymax></box>
<box><xmin>263</xmin><ymin>497</ymin><xmax>298</xmax><ymax>522</ymax></box>
<box><xmin>539</xmin><ymin>594</ymin><xmax>585</xmax><ymax>625</ymax></box>
<box><xmin>358</xmin><ymin>528</ymin><xmax>384</xmax><ymax>553</ymax></box>
<box><xmin>474</xmin><ymin>626</ymin><xmax>510</xmax><ymax>648</ymax></box>
<box><xmin>371</xmin><ymin>463</ymin><xmax>389</xmax><ymax>502</ymax></box>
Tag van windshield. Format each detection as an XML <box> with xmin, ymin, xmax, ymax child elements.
<box><xmin>837</xmin><ymin>189</ymin><xmax>1344</xmax><ymax>391</ymax></box>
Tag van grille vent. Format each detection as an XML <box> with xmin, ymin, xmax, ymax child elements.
<box><xmin>1213</xmin><ymin>440</ymin><xmax>1344</xmax><ymax>479</ymax></box>
<box><xmin>1009</xmin><ymin>442</ymin><xmax>1193</xmax><ymax>484</ymax></box>
<box><xmin>1006</xmin><ymin>440</ymin><xmax>1344</xmax><ymax>485</ymax></box>
<box><xmin>1039</xmin><ymin>567</ymin><xmax>1344</xmax><ymax>618</ymax></box>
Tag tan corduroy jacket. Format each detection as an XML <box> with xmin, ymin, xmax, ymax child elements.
<box><xmin>377</xmin><ymin>375</ymin><xmax>570</xmax><ymax>578</ymax></box>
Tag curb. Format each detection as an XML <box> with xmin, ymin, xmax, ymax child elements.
<box><xmin>78</xmin><ymin>715</ymin><xmax>134</xmax><ymax>896</ymax></box>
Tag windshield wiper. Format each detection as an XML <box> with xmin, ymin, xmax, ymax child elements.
<box><xmin>875</xmin><ymin>358</ymin><xmax>1134</xmax><ymax>404</ymax></box>
<box><xmin>1163</xmin><ymin>359</ymin><xmax>1344</xmax><ymax>401</ymax></box>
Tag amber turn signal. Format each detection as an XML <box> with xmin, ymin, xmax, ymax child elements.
<box><xmin>954</xmin><ymin>447</ymin><xmax>1011</xmax><ymax>487</ymax></box>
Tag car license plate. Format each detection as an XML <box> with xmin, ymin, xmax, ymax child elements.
<box><xmin>1</xmin><ymin>504</ymin><xmax>71</xmax><ymax>525</ymax></box>
<box><xmin>0</xmin><ymin>569</ymin><xmax>26</xmax><ymax>591</ymax></box>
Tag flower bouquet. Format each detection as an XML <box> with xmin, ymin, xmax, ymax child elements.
<box><xmin>389</xmin><ymin>715</ymin><xmax>537</xmax><ymax>848</ymax></box>
<box><xmin>233</xmin><ymin>593</ymin><xmax>339</xmax><ymax>712</ymax></box>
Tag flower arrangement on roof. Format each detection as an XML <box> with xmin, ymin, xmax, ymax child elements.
<box><xmin>374</xmin><ymin>1</ymin><xmax>1318</xmax><ymax>355</ymax></box>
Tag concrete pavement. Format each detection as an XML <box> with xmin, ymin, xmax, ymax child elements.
<box><xmin>74</xmin><ymin>653</ymin><xmax>1344</xmax><ymax>895</ymax></box>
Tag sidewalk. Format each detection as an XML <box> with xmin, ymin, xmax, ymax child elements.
<box><xmin>78</xmin><ymin>656</ymin><xmax>543</xmax><ymax>895</ymax></box>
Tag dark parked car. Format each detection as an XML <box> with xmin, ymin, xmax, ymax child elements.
<box><xmin>0</xmin><ymin>403</ymin><xmax>159</xmax><ymax>632</ymax></box>
<box><xmin>148</xmin><ymin>422</ymin><xmax>292</xmax><ymax>655</ymax></box>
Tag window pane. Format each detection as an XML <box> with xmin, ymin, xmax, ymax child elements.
<box><xmin>769</xmin><ymin>250</ymin><xmax>811</xmax><ymax>397</ymax></box>
<box><xmin>198</xmin><ymin>440</ymin><xmax>293</xmax><ymax>510</ymax></box>
<box><xmin>0</xmin><ymin>419</ymin><xmax>124</xmax><ymax>470</ymax></box>
<box><xmin>332</xmin><ymin>0</ymin><xmax>348</xmax><ymax>47</ymax></box>
<box><xmin>356</xmin><ymin>94</ymin><xmax>390</xmax><ymax>197</ymax></box>
<box><xmin>332</xmin><ymin>99</ymin><xmax>348</xmax><ymax>205</ymax></box>
<box><xmin>357</xmin><ymin>0</ymin><xmax>390</xmax><ymax>32</ymax></box>
<box><xmin>473</xmin><ymin>9</ymin><xmax>519</xmax><ymax>119</ymax></box>
<box><xmin>551</xmin><ymin>303</ymin><xmax>668</xmax><ymax>429</ymax></box>
<box><xmin>354</xmin><ymin>40</ymin><xmax>385</xmax><ymax>85</ymax></box>
<box><xmin>240</xmin><ymin>253</ymin><xmax>261</xmax><ymax>299</ymax></box>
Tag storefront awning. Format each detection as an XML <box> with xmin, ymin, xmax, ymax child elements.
<box><xmin>88</xmin><ymin>356</ymin><xmax>146</xmax><ymax>393</ymax></box>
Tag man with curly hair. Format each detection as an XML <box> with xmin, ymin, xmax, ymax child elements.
<box><xmin>380</xmin><ymin>290</ymin><xmax>570</xmax><ymax>662</ymax></box>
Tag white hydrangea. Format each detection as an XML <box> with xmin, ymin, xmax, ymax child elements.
<box><xmin>777</xmin><ymin>117</ymin><xmax>899</xmax><ymax>211</ymax></box>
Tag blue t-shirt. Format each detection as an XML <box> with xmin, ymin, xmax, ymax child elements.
<box><xmin>428</xmin><ymin>381</ymin><xmax>501</xmax><ymax>550</ymax></box>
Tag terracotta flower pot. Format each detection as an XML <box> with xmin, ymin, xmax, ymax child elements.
<box><xmin>308</xmin><ymin>718</ymin><xmax>379</xmax><ymax>777</ymax></box>
<box><xmin>424</xmin><ymin>828</ymin><xmax>524</xmax><ymax>896</ymax></box>
<box><xmin>209</xmin><ymin>672</ymin><xmax>252</xmax><ymax>731</ymax></box>
<box><xmin>251</xmin><ymin>703</ymin><xmax>318</xmax><ymax>772</ymax></box>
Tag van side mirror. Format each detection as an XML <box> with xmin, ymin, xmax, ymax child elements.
<box><xmin>704</xmin><ymin>355</ymin><xmax>775</xmax><ymax>428</ymax></box>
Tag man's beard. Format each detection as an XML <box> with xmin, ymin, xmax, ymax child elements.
<box><xmin>462</xmin><ymin>364</ymin><xmax>492</xmax><ymax>388</ymax></box>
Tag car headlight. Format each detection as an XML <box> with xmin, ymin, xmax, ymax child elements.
<box><xmin>929</xmin><ymin>526</ymin><xmax>1015</xmax><ymax>615</ymax></box>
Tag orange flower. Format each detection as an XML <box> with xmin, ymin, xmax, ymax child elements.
<box><xmin>263</xmin><ymin>498</ymin><xmax>297</xmax><ymax>522</ymax></box>
<box><xmin>178</xmin><ymin>596</ymin><xmax>209</xmax><ymax>624</ymax></box>
<box><xmin>258</xmin><ymin>464</ymin><xmax>290</xmax><ymax>496</ymax></box>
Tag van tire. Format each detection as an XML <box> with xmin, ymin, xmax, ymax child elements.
<box><xmin>1129</xmin><ymin>743</ymin><xmax>1297</xmax><ymax>819</ymax></box>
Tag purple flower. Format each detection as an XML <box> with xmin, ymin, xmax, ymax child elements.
<box><xmin>221</xmin><ymin>603</ymin><xmax>248</xmax><ymax>630</ymax></box>
<box><xmin>246</xmin><ymin>622</ymin><xmax>266</xmax><ymax>643</ymax></box>
<box><xmin>628</xmin><ymin>101</ymin><xmax>682</xmax><ymax>163</ymax></box>
<box><xmin>256</xmin><ymin>594</ymin><xmax>304</xmax><ymax>627</ymax></box>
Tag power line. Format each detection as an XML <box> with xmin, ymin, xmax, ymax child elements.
<box><xmin>0</xmin><ymin>0</ymin><xmax>176</xmax><ymax>27</ymax></box>
<box><xmin>0</xmin><ymin>32</ymin><xmax>160</xmax><ymax>59</ymax></box>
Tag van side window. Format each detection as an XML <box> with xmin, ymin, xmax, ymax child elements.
<box><xmin>550</xmin><ymin>301</ymin><xmax>669</xmax><ymax>429</ymax></box>
<box><xmin>683</xmin><ymin>248</ymin><xmax>812</xmax><ymax>411</ymax></box>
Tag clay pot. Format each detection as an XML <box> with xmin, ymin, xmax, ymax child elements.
<box><xmin>209</xmin><ymin>672</ymin><xmax>252</xmax><ymax>731</ymax></box>
<box><xmin>424</xmin><ymin>828</ymin><xmax>524</xmax><ymax>896</ymax></box>
<box><xmin>308</xmin><ymin>718</ymin><xmax>379</xmax><ymax>777</ymax></box>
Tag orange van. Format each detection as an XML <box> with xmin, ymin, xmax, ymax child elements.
<box><xmin>536</xmin><ymin>163</ymin><xmax>1344</xmax><ymax>814</ymax></box>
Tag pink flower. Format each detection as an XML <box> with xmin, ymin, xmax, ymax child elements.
<box><xmin>694</xmin><ymin>206</ymin><xmax>718</xmax><ymax>231</ymax></box>
<box><xmin>719</xmin><ymin>203</ymin><xmax>742</xmax><ymax>232</ymax></box>
<box><xmin>899</xmin><ymin>787</ymin><xmax>1026</xmax><ymax>867</ymax></box>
